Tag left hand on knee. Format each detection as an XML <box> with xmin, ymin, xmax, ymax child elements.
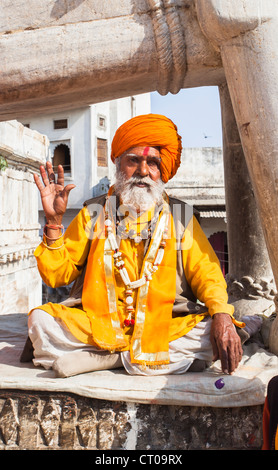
<box><xmin>210</xmin><ymin>312</ymin><xmax>243</xmax><ymax>374</ymax></box>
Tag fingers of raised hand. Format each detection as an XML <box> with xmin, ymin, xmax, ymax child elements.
<box><xmin>56</xmin><ymin>164</ymin><xmax>64</xmax><ymax>186</ymax></box>
<box><xmin>38</xmin><ymin>163</ymin><xmax>54</xmax><ymax>186</ymax></box>
<box><xmin>33</xmin><ymin>172</ymin><xmax>45</xmax><ymax>192</ymax></box>
<box><xmin>37</xmin><ymin>162</ymin><xmax>62</xmax><ymax>188</ymax></box>
<box><xmin>46</xmin><ymin>161</ymin><xmax>56</xmax><ymax>184</ymax></box>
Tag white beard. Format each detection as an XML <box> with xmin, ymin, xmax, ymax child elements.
<box><xmin>114</xmin><ymin>171</ymin><xmax>165</xmax><ymax>213</ymax></box>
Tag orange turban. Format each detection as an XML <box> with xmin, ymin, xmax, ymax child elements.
<box><xmin>111</xmin><ymin>114</ymin><xmax>182</xmax><ymax>183</ymax></box>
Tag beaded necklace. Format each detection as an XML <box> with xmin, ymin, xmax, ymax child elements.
<box><xmin>115</xmin><ymin>210</ymin><xmax>159</xmax><ymax>244</ymax></box>
<box><xmin>104</xmin><ymin>196</ymin><xmax>169</xmax><ymax>326</ymax></box>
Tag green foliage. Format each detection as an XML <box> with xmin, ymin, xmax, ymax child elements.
<box><xmin>0</xmin><ymin>155</ymin><xmax>8</xmax><ymax>171</ymax></box>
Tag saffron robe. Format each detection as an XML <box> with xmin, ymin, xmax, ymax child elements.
<box><xmin>262</xmin><ymin>375</ymin><xmax>278</xmax><ymax>450</ymax></box>
<box><xmin>31</xmin><ymin>193</ymin><xmax>242</xmax><ymax>365</ymax></box>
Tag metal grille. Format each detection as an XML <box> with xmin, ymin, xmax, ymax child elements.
<box><xmin>53</xmin><ymin>119</ymin><xmax>68</xmax><ymax>130</ymax></box>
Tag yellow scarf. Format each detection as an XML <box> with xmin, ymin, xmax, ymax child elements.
<box><xmin>81</xmin><ymin>190</ymin><xmax>177</xmax><ymax>366</ymax></box>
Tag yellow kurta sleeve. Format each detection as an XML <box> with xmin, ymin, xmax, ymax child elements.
<box><xmin>34</xmin><ymin>206</ymin><xmax>92</xmax><ymax>288</ymax></box>
<box><xmin>182</xmin><ymin>216</ymin><xmax>234</xmax><ymax>317</ymax></box>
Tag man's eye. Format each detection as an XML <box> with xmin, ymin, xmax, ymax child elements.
<box><xmin>148</xmin><ymin>160</ymin><xmax>159</xmax><ymax>167</ymax></box>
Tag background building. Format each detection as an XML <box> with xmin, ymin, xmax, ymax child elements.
<box><xmin>21</xmin><ymin>96</ymin><xmax>228</xmax><ymax>300</ymax></box>
<box><xmin>22</xmin><ymin>94</ymin><xmax>151</xmax><ymax>230</ymax></box>
<box><xmin>166</xmin><ymin>146</ymin><xmax>227</xmax><ymax>274</ymax></box>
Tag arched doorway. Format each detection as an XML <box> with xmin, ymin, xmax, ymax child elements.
<box><xmin>52</xmin><ymin>143</ymin><xmax>71</xmax><ymax>174</ymax></box>
<box><xmin>208</xmin><ymin>231</ymin><xmax>228</xmax><ymax>276</ymax></box>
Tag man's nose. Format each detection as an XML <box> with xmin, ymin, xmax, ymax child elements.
<box><xmin>136</xmin><ymin>161</ymin><xmax>149</xmax><ymax>177</ymax></box>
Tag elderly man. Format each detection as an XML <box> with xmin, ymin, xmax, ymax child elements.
<box><xmin>27</xmin><ymin>114</ymin><xmax>244</xmax><ymax>378</ymax></box>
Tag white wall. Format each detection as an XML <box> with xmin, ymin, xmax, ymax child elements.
<box><xmin>25</xmin><ymin>107</ymin><xmax>92</xmax><ymax>210</ymax></box>
<box><xmin>166</xmin><ymin>147</ymin><xmax>225</xmax><ymax>206</ymax></box>
<box><xmin>0</xmin><ymin>120</ymin><xmax>48</xmax><ymax>313</ymax></box>
<box><xmin>23</xmin><ymin>93</ymin><xmax>151</xmax><ymax>229</ymax></box>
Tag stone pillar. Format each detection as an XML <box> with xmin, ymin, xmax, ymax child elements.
<box><xmin>195</xmin><ymin>0</ymin><xmax>278</xmax><ymax>352</ymax></box>
<box><xmin>219</xmin><ymin>83</ymin><xmax>276</xmax><ymax>320</ymax></box>
<box><xmin>0</xmin><ymin>120</ymin><xmax>48</xmax><ymax>314</ymax></box>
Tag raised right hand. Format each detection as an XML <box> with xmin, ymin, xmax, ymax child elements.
<box><xmin>34</xmin><ymin>161</ymin><xmax>75</xmax><ymax>224</ymax></box>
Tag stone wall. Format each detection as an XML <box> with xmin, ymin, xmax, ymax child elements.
<box><xmin>0</xmin><ymin>390</ymin><xmax>263</xmax><ymax>450</ymax></box>
<box><xmin>166</xmin><ymin>147</ymin><xmax>225</xmax><ymax>206</ymax></box>
<box><xmin>0</xmin><ymin>120</ymin><xmax>48</xmax><ymax>314</ymax></box>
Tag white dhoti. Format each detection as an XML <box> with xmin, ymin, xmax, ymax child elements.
<box><xmin>28</xmin><ymin>309</ymin><xmax>214</xmax><ymax>376</ymax></box>
<box><xmin>121</xmin><ymin>317</ymin><xmax>213</xmax><ymax>375</ymax></box>
<box><xmin>28</xmin><ymin>309</ymin><xmax>100</xmax><ymax>369</ymax></box>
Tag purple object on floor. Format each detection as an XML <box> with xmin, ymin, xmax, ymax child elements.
<box><xmin>215</xmin><ymin>378</ymin><xmax>225</xmax><ymax>389</ymax></box>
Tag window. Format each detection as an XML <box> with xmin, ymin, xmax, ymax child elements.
<box><xmin>52</xmin><ymin>143</ymin><xmax>71</xmax><ymax>174</ymax></box>
<box><xmin>53</xmin><ymin>119</ymin><xmax>68</xmax><ymax>130</ymax></box>
<box><xmin>97</xmin><ymin>138</ymin><xmax>108</xmax><ymax>167</ymax></box>
<box><xmin>98</xmin><ymin>116</ymin><xmax>106</xmax><ymax>128</ymax></box>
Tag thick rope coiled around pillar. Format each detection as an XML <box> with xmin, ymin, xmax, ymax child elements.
<box><xmin>148</xmin><ymin>0</ymin><xmax>187</xmax><ymax>95</ymax></box>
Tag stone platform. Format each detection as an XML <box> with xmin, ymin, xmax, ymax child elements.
<box><xmin>0</xmin><ymin>314</ymin><xmax>277</xmax><ymax>450</ymax></box>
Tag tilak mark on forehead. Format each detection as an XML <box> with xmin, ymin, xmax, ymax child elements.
<box><xmin>143</xmin><ymin>147</ymin><xmax>150</xmax><ymax>156</ymax></box>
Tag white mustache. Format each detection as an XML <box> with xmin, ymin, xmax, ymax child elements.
<box><xmin>127</xmin><ymin>176</ymin><xmax>156</xmax><ymax>189</ymax></box>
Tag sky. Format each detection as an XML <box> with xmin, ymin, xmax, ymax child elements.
<box><xmin>150</xmin><ymin>86</ymin><xmax>223</xmax><ymax>148</ymax></box>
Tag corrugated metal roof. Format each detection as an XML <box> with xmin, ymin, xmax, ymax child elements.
<box><xmin>199</xmin><ymin>210</ymin><xmax>226</xmax><ymax>218</ymax></box>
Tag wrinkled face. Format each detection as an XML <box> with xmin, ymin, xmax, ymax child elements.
<box><xmin>114</xmin><ymin>146</ymin><xmax>164</xmax><ymax>212</ymax></box>
<box><xmin>119</xmin><ymin>146</ymin><xmax>161</xmax><ymax>182</ymax></box>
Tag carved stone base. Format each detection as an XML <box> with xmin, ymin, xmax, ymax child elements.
<box><xmin>0</xmin><ymin>390</ymin><xmax>263</xmax><ymax>450</ymax></box>
<box><xmin>226</xmin><ymin>274</ymin><xmax>276</xmax><ymax>319</ymax></box>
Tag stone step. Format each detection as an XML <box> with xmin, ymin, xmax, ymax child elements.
<box><xmin>0</xmin><ymin>390</ymin><xmax>263</xmax><ymax>450</ymax></box>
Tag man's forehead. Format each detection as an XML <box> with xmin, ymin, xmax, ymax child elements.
<box><xmin>124</xmin><ymin>146</ymin><xmax>160</xmax><ymax>157</ymax></box>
